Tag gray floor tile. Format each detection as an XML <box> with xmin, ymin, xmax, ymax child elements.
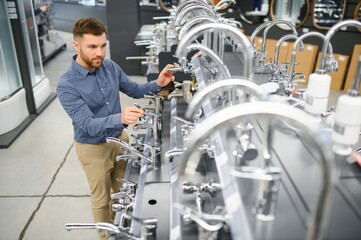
<box><xmin>23</xmin><ymin>197</ymin><xmax>97</xmax><ymax>240</ymax></box>
<box><xmin>0</xmin><ymin>99</ymin><xmax>74</xmax><ymax>196</ymax></box>
<box><xmin>0</xmin><ymin>197</ymin><xmax>41</xmax><ymax>239</ymax></box>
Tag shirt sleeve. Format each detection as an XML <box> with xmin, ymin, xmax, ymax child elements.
<box><xmin>57</xmin><ymin>81</ymin><xmax>125</xmax><ymax>137</ymax></box>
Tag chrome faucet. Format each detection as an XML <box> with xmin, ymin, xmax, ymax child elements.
<box><xmin>273</xmin><ymin>34</ymin><xmax>304</xmax><ymax>66</ymax></box>
<box><xmin>261</xmin><ymin>20</ymin><xmax>298</xmax><ymax>56</ymax></box>
<box><xmin>175</xmin><ymin>22</ymin><xmax>254</xmax><ymax>79</ymax></box>
<box><xmin>173</xmin><ymin>203</ymin><xmax>228</xmax><ymax>233</ymax></box>
<box><xmin>288</xmin><ymin>31</ymin><xmax>335</xmax><ymax>85</ymax></box>
<box><xmin>164</xmin><ymin>148</ymin><xmax>185</xmax><ymax>162</ymax></box>
<box><xmin>173</xmin><ymin>116</ymin><xmax>196</xmax><ymax>144</ymax></box>
<box><xmin>185</xmin><ymin>79</ymin><xmax>267</xmax><ymax>121</ymax></box>
<box><xmin>106</xmin><ymin>137</ymin><xmax>153</xmax><ymax>165</ymax></box>
<box><xmin>181</xmin><ymin>181</ymin><xmax>223</xmax><ymax>239</ymax></box>
<box><xmin>318</xmin><ymin>20</ymin><xmax>361</xmax><ymax>72</ymax></box>
<box><xmin>178</xmin><ymin>101</ymin><xmax>336</xmax><ymax>240</ymax></box>
<box><xmin>132</xmin><ymin>103</ymin><xmax>163</xmax><ymax>146</ymax></box>
<box><xmin>181</xmin><ymin>43</ymin><xmax>231</xmax><ymax>79</ymax></box>
<box><xmin>174</xmin><ymin>4</ymin><xmax>216</xmax><ymax>28</ymax></box>
<box><xmin>254</xmin><ymin>20</ymin><xmax>298</xmax><ymax>70</ymax></box>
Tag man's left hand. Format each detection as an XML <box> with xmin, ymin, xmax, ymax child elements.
<box><xmin>157</xmin><ymin>64</ymin><xmax>176</xmax><ymax>87</ymax></box>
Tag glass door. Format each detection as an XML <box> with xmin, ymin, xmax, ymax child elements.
<box><xmin>22</xmin><ymin>0</ymin><xmax>45</xmax><ymax>87</ymax></box>
<box><xmin>0</xmin><ymin>1</ymin><xmax>23</xmax><ymax>101</ymax></box>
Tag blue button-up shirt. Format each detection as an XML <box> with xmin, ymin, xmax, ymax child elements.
<box><xmin>57</xmin><ymin>55</ymin><xmax>161</xmax><ymax>144</ymax></box>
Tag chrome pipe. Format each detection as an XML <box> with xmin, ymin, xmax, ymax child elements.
<box><xmin>261</xmin><ymin>20</ymin><xmax>298</xmax><ymax>55</ymax></box>
<box><xmin>185</xmin><ymin>79</ymin><xmax>268</xmax><ymax>120</ymax></box>
<box><xmin>274</xmin><ymin>34</ymin><xmax>304</xmax><ymax>66</ymax></box>
<box><xmin>175</xmin><ymin>23</ymin><xmax>254</xmax><ymax>78</ymax></box>
<box><xmin>319</xmin><ymin>20</ymin><xmax>361</xmax><ymax>71</ymax></box>
<box><xmin>183</xmin><ymin>43</ymin><xmax>231</xmax><ymax>79</ymax></box>
<box><xmin>289</xmin><ymin>32</ymin><xmax>334</xmax><ymax>84</ymax></box>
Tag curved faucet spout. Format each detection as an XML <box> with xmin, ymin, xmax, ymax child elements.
<box><xmin>185</xmin><ymin>78</ymin><xmax>268</xmax><ymax>120</ymax></box>
<box><xmin>261</xmin><ymin>20</ymin><xmax>298</xmax><ymax>55</ymax></box>
<box><xmin>178</xmin><ymin>16</ymin><xmax>217</xmax><ymax>40</ymax></box>
<box><xmin>164</xmin><ymin>148</ymin><xmax>185</xmax><ymax>162</ymax></box>
<box><xmin>288</xmin><ymin>32</ymin><xmax>334</xmax><ymax>84</ymax></box>
<box><xmin>319</xmin><ymin>20</ymin><xmax>361</xmax><ymax>71</ymax></box>
<box><xmin>175</xmin><ymin>4</ymin><xmax>216</xmax><ymax>27</ymax></box>
<box><xmin>250</xmin><ymin>21</ymin><xmax>273</xmax><ymax>47</ymax></box>
<box><xmin>214</xmin><ymin>0</ymin><xmax>236</xmax><ymax>12</ymax></box>
<box><xmin>175</xmin><ymin>22</ymin><xmax>254</xmax><ymax>78</ymax></box>
<box><xmin>183</xmin><ymin>43</ymin><xmax>231</xmax><ymax>79</ymax></box>
<box><xmin>274</xmin><ymin>34</ymin><xmax>304</xmax><ymax>66</ymax></box>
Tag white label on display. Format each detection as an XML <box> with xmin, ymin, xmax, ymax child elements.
<box><xmin>9</xmin><ymin>13</ymin><xmax>17</xmax><ymax>19</ymax></box>
<box><xmin>307</xmin><ymin>45</ymin><xmax>313</xmax><ymax>51</ymax></box>
<box><xmin>7</xmin><ymin>1</ymin><xmax>15</xmax><ymax>7</ymax></box>
<box><xmin>302</xmin><ymin>28</ymin><xmax>309</xmax><ymax>33</ymax></box>
<box><xmin>339</xmin><ymin>56</ymin><xmax>345</xmax><ymax>61</ymax></box>
<box><xmin>7</xmin><ymin>1</ymin><xmax>17</xmax><ymax>19</ymax></box>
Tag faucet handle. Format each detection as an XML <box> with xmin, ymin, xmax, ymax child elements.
<box><xmin>321</xmin><ymin>106</ymin><xmax>335</xmax><ymax>118</ymax></box>
<box><xmin>142</xmin><ymin>142</ymin><xmax>161</xmax><ymax>151</ymax></box>
<box><xmin>65</xmin><ymin>222</ymin><xmax>120</xmax><ymax>234</ymax></box>
<box><xmin>106</xmin><ymin>137</ymin><xmax>152</xmax><ymax>165</ymax></box>
<box><xmin>173</xmin><ymin>116</ymin><xmax>194</xmax><ymax>126</ymax></box>
<box><xmin>115</xmin><ymin>154</ymin><xmax>137</xmax><ymax>161</ymax></box>
<box><xmin>173</xmin><ymin>203</ymin><xmax>227</xmax><ymax>232</ymax></box>
<box><xmin>116</xmin><ymin>178</ymin><xmax>137</xmax><ymax>187</ymax></box>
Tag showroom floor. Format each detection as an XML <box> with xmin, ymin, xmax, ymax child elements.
<box><xmin>0</xmin><ymin>30</ymin><xmax>345</xmax><ymax>240</ymax></box>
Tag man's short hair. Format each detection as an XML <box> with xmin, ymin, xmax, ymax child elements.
<box><xmin>73</xmin><ymin>17</ymin><xmax>107</xmax><ymax>39</ymax></box>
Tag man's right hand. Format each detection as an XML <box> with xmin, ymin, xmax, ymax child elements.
<box><xmin>121</xmin><ymin>106</ymin><xmax>144</xmax><ymax>125</ymax></box>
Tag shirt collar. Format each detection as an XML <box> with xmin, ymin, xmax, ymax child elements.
<box><xmin>71</xmin><ymin>54</ymin><xmax>95</xmax><ymax>77</ymax></box>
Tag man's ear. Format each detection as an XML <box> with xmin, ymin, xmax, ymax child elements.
<box><xmin>73</xmin><ymin>40</ymin><xmax>79</xmax><ymax>51</ymax></box>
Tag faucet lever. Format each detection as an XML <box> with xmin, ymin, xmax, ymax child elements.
<box><xmin>173</xmin><ymin>203</ymin><xmax>227</xmax><ymax>232</ymax></box>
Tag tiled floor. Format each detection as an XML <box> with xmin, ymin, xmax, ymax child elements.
<box><xmin>0</xmin><ymin>30</ymin><xmax>346</xmax><ymax>240</ymax></box>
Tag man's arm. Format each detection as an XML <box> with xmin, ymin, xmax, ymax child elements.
<box><xmin>57</xmin><ymin>83</ymin><xmax>124</xmax><ymax>137</ymax></box>
<box><xmin>115</xmin><ymin>62</ymin><xmax>175</xmax><ymax>98</ymax></box>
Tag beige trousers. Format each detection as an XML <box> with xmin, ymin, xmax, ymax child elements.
<box><xmin>75</xmin><ymin>131</ymin><xmax>129</xmax><ymax>240</ymax></box>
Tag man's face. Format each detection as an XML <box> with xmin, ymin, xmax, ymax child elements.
<box><xmin>73</xmin><ymin>32</ymin><xmax>107</xmax><ymax>70</ymax></box>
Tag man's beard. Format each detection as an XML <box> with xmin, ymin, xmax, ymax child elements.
<box><xmin>79</xmin><ymin>52</ymin><xmax>104</xmax><ymax>70</ymax></box>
